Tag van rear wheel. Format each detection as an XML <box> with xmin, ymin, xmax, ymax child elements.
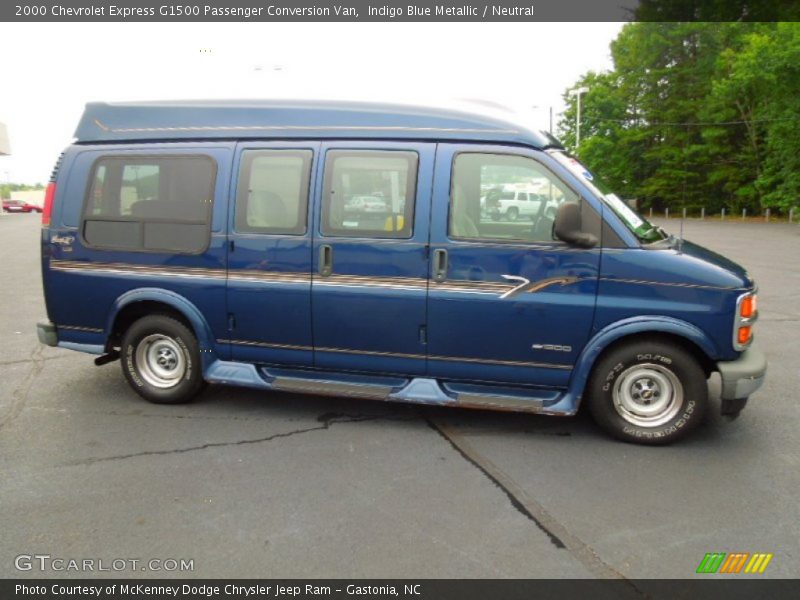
<box><xmin>121</xmin><ymin>315</ymin><xmax>203</xmax><ymax>404</ymax></box>
<box><xmin>586</xmin><ymin>340</ymin><xmax>708</xmax><ymax>444</ymax></box>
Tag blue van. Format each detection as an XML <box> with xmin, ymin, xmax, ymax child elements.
<box><xmin>37</xmin><ymin>100</ymin><xmax>766</xmax><ymax>444</ymax></box>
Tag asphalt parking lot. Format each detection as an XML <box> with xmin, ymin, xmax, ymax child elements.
<box><xmin>1</xmin><ymin>214</ymin><xmax>798</xmax><ymax>579</ymax></box>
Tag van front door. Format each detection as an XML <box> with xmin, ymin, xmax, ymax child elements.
<box><xmin>311</xmin><ymin>142</ymin><xmax>433</xmax><ymax>375</ymax></box>
<box><xmin>226</xmin><ymin>142</ymin><xmax>319</xmax><ymax>366</ymax></box>
<box><xmin>427</xmin><ymin>145</ymin><xmax>601</xmax><ymax>387</ymax></box>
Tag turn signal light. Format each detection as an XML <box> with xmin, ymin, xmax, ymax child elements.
<box><xmin>740</xmin><ymin>295</ymin><xmax>756</xmax><ymax>319</ymax></box>
<box><xmin>737</xmin><ymin>325</ymin><xmax>752</xmax><ymax>346</ymax></box>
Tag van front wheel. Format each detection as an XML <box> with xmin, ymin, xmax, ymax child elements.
<box><xmin>120</xmin><ymin>315</ymin><xmax>203</xmax><ymax>404</ymax></box>
<box><xmin>586</xmin><ymin>341</ymin><xmax>708</xmax><ymax>444</ymax></box>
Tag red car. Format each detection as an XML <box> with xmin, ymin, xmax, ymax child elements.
<box><xmin>2</xmin><ymin>199</ymin><xmax>42</xmax><ymax>213</ymax></box>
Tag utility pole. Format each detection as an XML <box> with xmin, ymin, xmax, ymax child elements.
<box><xmin>568</xmin><ymin>86</ymin><xmax>589</xmax><ymax>148</ymax></box>
<box><xmin>531</xmin><ymin>105</ymin><xmax>554</xmax><ymax>135</ymax></box>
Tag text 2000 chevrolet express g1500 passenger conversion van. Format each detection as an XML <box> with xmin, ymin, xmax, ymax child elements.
<box><xmin>37</xmin><ymin>100</ymin><xmax>766</xmax><ymax>444</ymax></box>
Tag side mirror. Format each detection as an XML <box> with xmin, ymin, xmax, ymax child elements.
<box><xmin>554</xmin><ymin>202</ymin><xmax>598</xmax><ymax>248</ymax></box>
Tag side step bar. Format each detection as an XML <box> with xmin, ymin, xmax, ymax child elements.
<box><xmin>205</xmin><ymin>360</ymin><xmax>565</xmax><ymax>414</ymax></box>
<box><xmin>271</xmin><ymin>376</ymin><xmax>395</xmax><ymax>401</ymax></box>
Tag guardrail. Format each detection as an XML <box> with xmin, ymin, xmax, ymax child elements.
<box><xmin>648</xmin><ymin>207</ymin><xmax>796</xmax><ymax>223</ymax></box>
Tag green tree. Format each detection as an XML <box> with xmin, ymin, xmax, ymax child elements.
<box><xmin>558</xmin><ymin>22</ymin><xmax>800</xmax><ymax>214</ymax></box>
<box><xmin>0</xmin><ymin>182</ymin><xmax>45</xmax><ymax>200</ymax></box>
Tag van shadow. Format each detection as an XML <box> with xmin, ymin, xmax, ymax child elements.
<box><xmin>78</xmin><ymin>368</ymin><xmax>732</xmax><ymax>447</ymax></box>
<box><xmin>192</xmin><ymin>382</ymin><xmax>598</xmax><ymax>440</ymax></box>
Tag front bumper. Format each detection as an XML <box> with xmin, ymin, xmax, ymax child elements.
<box><xmin>37</xmin><ymin>321</ymin><xmax>58</xmax><ymax>347</ymax></box>
<box><xmin>717</xmin><ymin>345</ymin><xmax>767</xmax><ymax>400</ymax></box>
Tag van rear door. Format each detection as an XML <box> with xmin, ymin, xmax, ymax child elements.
<box><xmin>49</xmin><ymin>143</ymin><xmax>232</xmax><ymax>356</ymax></box>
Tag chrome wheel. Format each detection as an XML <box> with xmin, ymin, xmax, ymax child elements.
<box><xmin>135</xmin><ymin>334</ymin><xmax>186</xmax><ymax>389</ymax></box>
<box><xmin>612</xmin><ymin>363</ymin><xmax>683</xmax><ymax>428</ymax></box>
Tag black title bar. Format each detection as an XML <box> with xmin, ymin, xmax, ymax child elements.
<box><xmin>3</xmin><ymin>1</ymin><xmax>800</xmax><ymax>22</ymax></box>
<box><xmin>4</xmin><ymin>579</ymin><xmax>800</xmax><ymax>600</ymax></box>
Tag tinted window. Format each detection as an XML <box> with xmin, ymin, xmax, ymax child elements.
<box><xmin>236</xmin><ymin>150</ymin><xmax>312</xmax><ymax>235</ymax></box>
<box><xmin>83</xmin><ymin>155</ymin><xmax>215</xmax><ymax>253</ymax></box>
<box><xmin>451</xmin><ymin>153</ymin><xmax>579</xmax><ymax>243</ymax></box>
<box><xmin>322</xmin><ymin>150</ymin><xmax>417</xmax><ymax>238</ymax></box>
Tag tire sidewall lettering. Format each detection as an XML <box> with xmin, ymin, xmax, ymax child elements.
<box><xmin>125</xmin><ymin>343</ymin><xmax>144</xmax><ymax>387</ymax></box>
<box><xmin>605</xmin><ymin>352</ymin><xmax>696</xmax><ymax>440</ymax></box>
<box><xmin>174</xmin><ymin>336</ymin><xmax>193</xmax><ymax>381</ymax></box>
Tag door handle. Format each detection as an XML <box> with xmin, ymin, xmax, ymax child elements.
<box><xmin>432</xmin><ymin>248</ymin><xmax>448</xmax><ymax>282</ymax></box>
<box><xmin>319</xmin><ymin>244</ymin><xmax>333</xmax><ymax>277</ymax></box>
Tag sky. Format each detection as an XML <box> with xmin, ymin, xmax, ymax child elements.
<box><xmin>0</xmin><ymin>22</ymin><xmax>623</xmax><ymax>184</ymax></box>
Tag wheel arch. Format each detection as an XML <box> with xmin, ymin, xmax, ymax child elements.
<box><xmin>105</xmin><ymin>288</ymin><xmax>218</xmax><ymax>367</ymax></box>
<box><xmin>569</xmin><ymin>316</ymin><xmax>719</xmax><ymax>410</ymax></box>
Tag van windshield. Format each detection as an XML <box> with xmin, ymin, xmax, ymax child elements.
<box><xmin>547</xmin><ymin>150</ymin><xmax>666</xmax><ymax>243</ymax></box>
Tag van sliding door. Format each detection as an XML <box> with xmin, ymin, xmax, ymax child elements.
<box><xmin>310</xmin><ymin>142</ymin><xmax>434</xmax><ymax>375</ymax></box>
<box><xmin>225</xmin><ymin>142</ymin><xmax>320</xmax><ymax>367</ymax></box>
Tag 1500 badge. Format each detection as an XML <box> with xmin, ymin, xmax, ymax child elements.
<box><xmin>532</xmin><ymin>343</ymin><xmax>572</xmax><ymax>352</ymax></box>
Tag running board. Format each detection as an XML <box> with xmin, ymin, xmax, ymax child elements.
<box><xmin>456</xmin><ymin>392</ymin><xmax>543</xmax><ymax>412</ymax></box>
<box><xmin>204</xmin><ymin>360</ymin><xmax>567</xmax><ymax>414</ymax></box>
<box><xmin>271</xmin><ymin>376</ymin><xmax>395</xmax><ymax>400</ymax></box>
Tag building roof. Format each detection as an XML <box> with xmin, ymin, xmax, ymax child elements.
<box><xmin>73</xmin><ymin>100</ymin><xmax>560</xmax><ymax>148</ymax></box>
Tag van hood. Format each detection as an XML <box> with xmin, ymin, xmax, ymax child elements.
<box><xmin>604</xmin><ymin>238</ymin><xmax>754</xmax><ymax>292</ymax></box>
<box><xmin>677</xmin><ymin>240</ymin><xmax>753</xmax><ymax>288</ymax></box>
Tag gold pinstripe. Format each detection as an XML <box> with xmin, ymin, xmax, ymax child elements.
<box><xmin>50</xmin><ymin>261</ymin><xmax>594</xmax><ymax>298</ymax></box>
<box><xmin>221</xmin><ymin>339</ymin><xmax>572</xmax><ymax>370</ymax></box>
<box><xmin>599</xmin><ymin>276</ymin><xmax>744</xmax><ymax>291</ymax></box>
<box><xmin>93</xmin><ymin>119</ymin><xmax>518</xmax><ymax>136</ymax></box>
<box><xmin>50</xmin><ymin>260</ymin><xmax>541</xmax><ymax>295</ymax></box>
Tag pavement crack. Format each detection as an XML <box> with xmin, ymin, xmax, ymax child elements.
<box><xmin>0</xmin><ymin>345</ymin><xmax>45</xmax><ymax>431</ymax></box>
<box><xmin>427</xmin><ymin>418</ymin><xmax>648</xmax><ymax>592</ymax></box>
<box><xmin>0</xmin><ymin>354</ymin><xmax>68</xmax><ymax>368</ymax></box>
<box><xmin>64</xmin><ymin>413</ymin><xmax>412</xmax><ymax>466</ymax></box>
<box><xmin>426</xmin><ymin>418</ymin><xmax>566</xmax><ymax>549</ymax></box>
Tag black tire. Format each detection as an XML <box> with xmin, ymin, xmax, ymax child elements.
<box><xmin>507</xmin><ymin>207</ymin><xmax>519</xmax><ymax>221</ymax></box>
<box><xmin>120</xmin><ymin>315</ymin><xmax>204</xmax><ymax>404</ymax></box>
<box><xmin>586</xmin><ymin>340</ymin><xmax>708</xmax><ymax>444</ymax></box>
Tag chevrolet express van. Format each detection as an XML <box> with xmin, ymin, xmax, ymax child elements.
<box><xmin>37</xmin><ymin>100</ymin><xmax>766</xmax><ymax>444</ymax></box>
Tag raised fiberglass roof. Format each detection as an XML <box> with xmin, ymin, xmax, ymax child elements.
<box><xmin>73</xmin><ymin>100</ymin><xmax>559</xmax><ymax>148</ymax></box>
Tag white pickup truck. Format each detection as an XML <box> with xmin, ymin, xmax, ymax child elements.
<box><xmin>483</xmin><ymin>186</ymin><xmax>561</xmax><ymax>222</ymax></box>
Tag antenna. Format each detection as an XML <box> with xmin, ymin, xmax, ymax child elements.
<box><xmin>679</xmin><ymin>212</ymin><xmax>684</xmax><ymax>252</ymax></box>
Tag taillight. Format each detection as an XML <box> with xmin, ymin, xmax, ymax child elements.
<box><xmin>42</xmin><ymin>182</ymin><xmax>55</xmax><ymax>226</ymax></box>
<box><xmin>733</xmin><ymin>292</ymin><xmax>758</xmax><ymax>351</ymax></box>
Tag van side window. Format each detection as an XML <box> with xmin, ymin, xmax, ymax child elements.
<box><xmin>322</xmin><ymin>150</ymin><xmax>417</xmax><ymax>238</ymax></box>
<box><xmin>235</xmin><ymin>150</ymin><xmax>312</xmax><ymax>235</ymax></box>
<box><xmin>450</xmin><ymin>153</ymin><xmax>579</xmax><ymax>243</ymax></box>
<box><xmin>83</xmin><ymin>155</ymin><xmax>215</xmax><ymax>253</ymax></box>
